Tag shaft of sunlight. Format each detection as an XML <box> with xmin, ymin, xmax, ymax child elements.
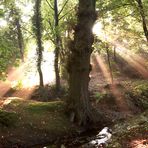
<box><xmin>93</xmin><ymin>22</ymin><xmax>148</xmax><ymax>79</ymax></box>
<box><xmin>94</xmin><ymin>54</ymin><xmax>112</xmax><ymax>84</ymax></box>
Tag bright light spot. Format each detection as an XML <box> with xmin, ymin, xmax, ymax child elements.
<box><xmin>92</xmin><ymin>21</ymin><xmax>103</xmax><ymax>35</ymax></box>
<box><xmin>21</xmin><ymin>42</ymin><xmax>55</xmax><ymax>88</ymax></box>
<box><xmin>0</xmin><ymin>19</ymin><xmax>7</xmax><ymax>27</ymax></box>
<box><xmin>15</xmin><ymin>1</ymin><xmax>33</xmax><ymax>23</ymax></box>
<box><xmin>3</xmin><ymin>99</ymin><xmax>12</xmax><ymax>105</ymax></box>
<box><xmin>3</xmin><ymin>97</ymin><xmax>23</xmax><ymax>105</ymax></box>
<box><xmin>22</xmin><ymin>16</ymin><xmax>30</xmax><ymax>23</ymax></box>
<box><xmin>23</xmin><ymin>3</ymin><xmax>33</xmax><ymax>14</ymax></box>
<box><xmin>0</xmin><ymin>5</ymin><xmax>4</xmax><ymax>9</ymax></box>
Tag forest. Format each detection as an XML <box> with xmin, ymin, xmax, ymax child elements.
<box><xmin>0</xmin><ymin>0</ymin><xmax>148</xmax><ymax>147</ymax></box>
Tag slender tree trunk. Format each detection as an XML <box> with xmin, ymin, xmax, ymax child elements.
<box><xmin>67</xmin><ymin>0</ymin><xmax>96</xmax><ymax>126</ymax></box>
<box><xmin>113</xmin><ymin>46</ymin><xmax>117</xmax><ymax>62</ymax></box>
<box><xmin>34</xmin><ymin>0</ymin><xmax>44</xmax><ymax>87</ymax></box>
<box><xmin>136</xmin><ymin>0</ymin><xmax>148</xmax><ymax>42</ymax></box>
<box><xmin>54</xmin><ymin>0</ymin><xmax>61</xmax><ymax>92</ymax></box>
<box><xmin>15</xmin><ymin>18</ymin><xmax>24</xmax><ymax>62</ymax></box>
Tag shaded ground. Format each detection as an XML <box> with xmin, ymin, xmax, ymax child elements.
<box><xmin>0</xmin><ymin>98</ymin><xmax>77</xmax><ymax>147</ymax></box>
<box><xmin>0</xmin><ymin>97</ymin><xmax>147</xmax><ymax>148</ymax></box>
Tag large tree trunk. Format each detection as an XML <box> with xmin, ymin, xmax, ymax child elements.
<box><xmin>136</xmin><ymin>0</ymin><xmax>148</xmax><ymax>42</ymax></box>
<box><xmin>67</xmin><ymin>0</ymin><xmax>96</xmax><ymax>126</ymax></box>
<box><xmin>54</xmin><ymin>0</ymin><xmax>61</xmax><ymax>92</ymax></box>
<box><xmin>34</xmin><ymin>0</ymin><xmax>44</xmax><ymax>87</ymax></box>
<box><xmin>15</xmin><ymin>18</ymin><xmax>24</xmax><ymax>62</ymax></box>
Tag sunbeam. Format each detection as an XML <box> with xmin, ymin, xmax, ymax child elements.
<box><xmin>115</xmin><ymin>45</ymin><xmax>148</xmax><ymax>79</ymax></box>
<box><xmin>0</xmin><ymin>42</ymin><xmax>55</xmax><ymax>96</ymax></box>
<box><xmin>93</xmin><ymin>21</ymin><xmax>148</xmax><ymax>79</ymax></box>
<box><xmin>92</xmin><ymin>53</ymin><xmax>131</xmax><ymax>112</ymax></box>
<box><xmin>93</xmin><ymin>54</ymin><xmax>112</xmax><ymax>84</ymax></box>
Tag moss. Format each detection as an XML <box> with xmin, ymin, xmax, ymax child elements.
<box><xmin>0</xmin><ymin>109</ymin><xmax>18</xmax><ymax>127</ymax></box>
<box><xmin>26</xmin><ymin>101</ymin><xmax>64</xmax><ymax>113</ymax></box>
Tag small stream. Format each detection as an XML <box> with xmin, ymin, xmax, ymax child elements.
<box><xmin>31</xmin><ymin>127</ymin><xmax>112</xmax><ymax>148</ymax></box>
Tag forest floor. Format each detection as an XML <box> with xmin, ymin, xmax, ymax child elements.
<box><xmin>0</xmin><ymin>53</ymin><xmax>148</xmax><ymax>147</ymax></box>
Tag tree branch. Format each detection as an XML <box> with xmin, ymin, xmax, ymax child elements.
<box><xmin>45</xmin><ymin>0</ymin><xmax>54</xmax><ymax>10</ymax></box>
<box><xmin>21</xmin><ymin>26</ymin><xmax>34</xmax><ymax>37</ymax></box>
<box><xmin>48</xmin><ymin>19</ymin><xmax>54</xmax><ymax>32</ymax></box>
<box><xmin>59</xmin><ymin>7</ymin><xmax>75</xmax><ymax>21</ymax></box>
<box><xmin>58</xmin><ymin>0</ymin><xmax>69</xmax><ymax>16</ymax></box>
<box><xmin>100</xmin><ymin>3</ymin><xmax>131</xmax><ymax>13</ymax></box>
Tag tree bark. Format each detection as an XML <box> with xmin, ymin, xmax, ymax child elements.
<box><xmin>136</xmin><ymin>0</ymin><xmax>148</xmax><ymax>42</ymax></box>
<box><xmin>54</xmin><ymin>0</ymin><xmax>61</xmax><ymax>92</ymax></box>
<box><xmin>34</xmin><ymin>0</ymin><xmax>44</xmax><ymax>87</ymax></box>
<box><xmin>67</xmin><ymin>0</ymin><xmax>96</xmax><ymax>126</ymax></box>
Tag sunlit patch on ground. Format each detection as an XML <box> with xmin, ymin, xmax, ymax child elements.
<box><xmin>129</xmin><ymin>139</ymin><xmax>148</xmax><ymax>148</ymax></box>
<box><xmin>3</xmin><ymin>97</ymin><xmax>23</xmax><ymax>105</ymax></box>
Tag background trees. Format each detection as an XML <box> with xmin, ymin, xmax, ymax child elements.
<box><xmin>42</xmin><ymin>0</ymin><xmax>77</xmax><ymax>92</ymax></box>
<box><xmin>32</xmin><ymin>0</ymin><xmax>44</xmax><ymax>87</ymax></box>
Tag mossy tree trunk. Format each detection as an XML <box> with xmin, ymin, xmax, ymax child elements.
<box><xmin>33</xmin><ymin>0</ymin><xmax>44</xmax><ymax>87</ymax></box>
<box><xmin>67</xmin><ymin>0</ymin><xmax>96</xmax><ymax>126</ymax></box>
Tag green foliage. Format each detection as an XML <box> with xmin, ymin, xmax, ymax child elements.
<box><xmin>11</xmin><ymin>80</ymin><xmax>23</xmax><ymax>90</ymax></box>
<box><xmin>133</xmin><ymin>83</ymin><xmax>148</xmax><ymax>109</ymax></box>
<box><xmin>93</xmin><ymin>92</ymin><xmax>106</xmax><ymax>103</ymax></box>
<box><xmin>125</xmin><ymin>81</ymin><xmax>148</xmax><ymax>110</ymax></box>
<box><xmin>94</xmin><ymin>0</ymin><xmax>148</xmax><ymax>55</ymax></box>
<box><xmin>0</xmin><ymin>28</ymin><xmax>19</xmax><ymax>80</ymax></box>
<box><xmin>0</xmin><ymin>8</ymin><xmax>4</xmax><ymax>17</ymax></box>
<box><xmin>134</xmin><ymin>83</ymin><xmax>148</xmax><ymax>96</ymax></box>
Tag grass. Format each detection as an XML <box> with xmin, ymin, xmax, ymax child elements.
<box><xmin>26</xmin><ymin>101</ymin><xmax>63</xmax><ymax>113</ymax></box>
